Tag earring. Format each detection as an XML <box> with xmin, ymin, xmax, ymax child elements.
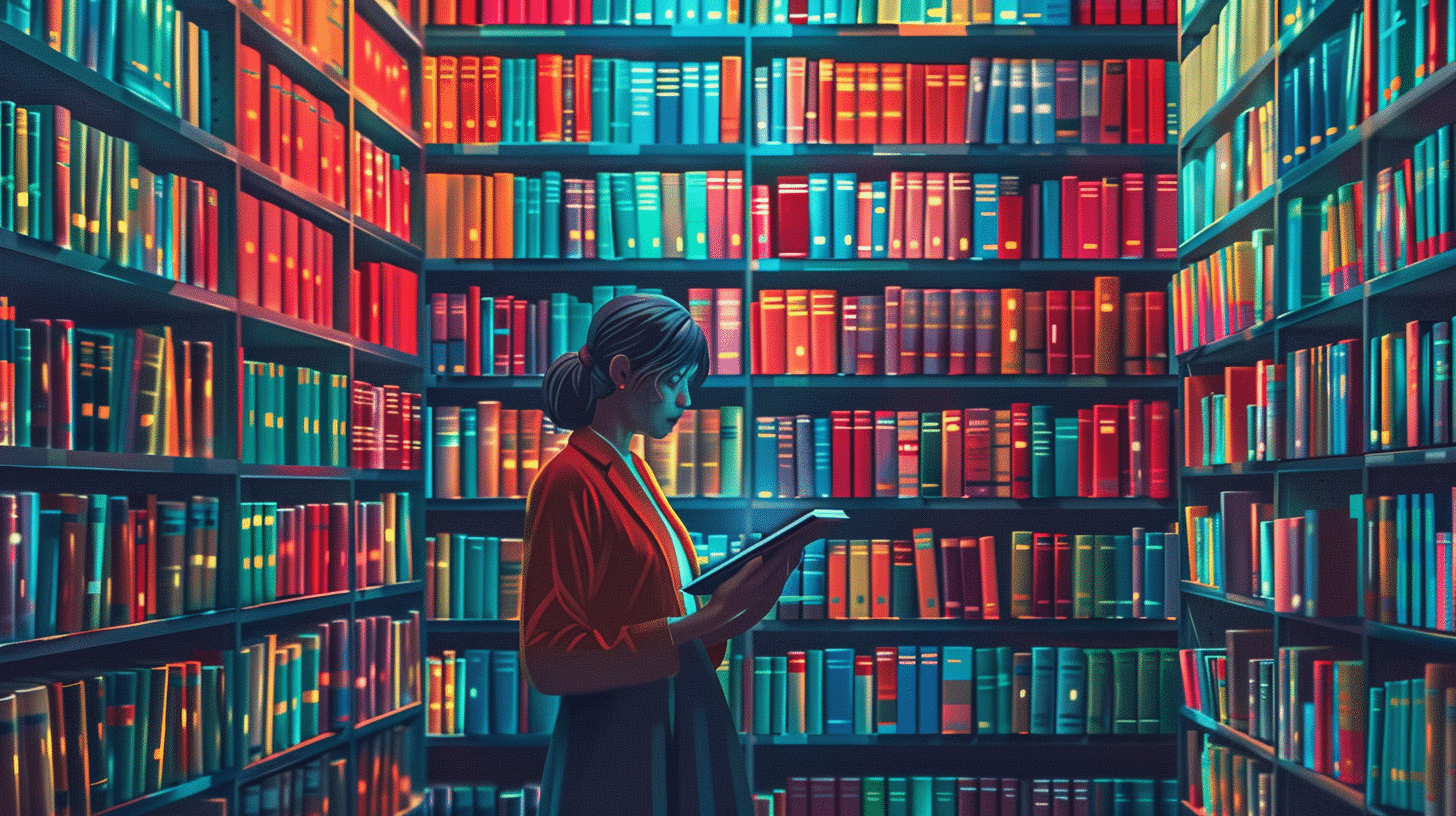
<box><xmin>619</xmin><ymin>384</ymin><xmax>626</xmax><ymax>389</ymax></box>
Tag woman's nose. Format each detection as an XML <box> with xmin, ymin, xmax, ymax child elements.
<box><xmin>676</xmin><ymin>390</ymin><xmax>690</xmax><ymax>408</ymax></box>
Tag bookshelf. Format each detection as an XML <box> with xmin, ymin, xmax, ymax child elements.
<box><xmin>0</xmin><ymin>0</ymin><xmax>428</xmax><ymax>814</ymax></box>
<box><xmin>1173</xmin><ymin>0</ymin><xmax>1456</xmax><ymax>810</ymax></box>
<box><xmin>421</xmin><ymin>5</ymin><xmax>1183</xmax><ymax>812</ymax></box>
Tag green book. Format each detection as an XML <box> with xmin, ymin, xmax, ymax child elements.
<box><xmin>1110</xmin><ymin>648</ymin><xmax>1140</xmax><ymax>734</ymax></box>
<box><xmin>1136</xmin><ymin>648</ymin><xmax>1162</xmax><ymax>734</ymax></box>
<box><xmin>1084</xmin><ymin>648</ymin><xmax>1112</xmax><ymax>734</ymax></box>
<box><xmin>974</xmin><ymin>646</ymin><xmax>999</xmax><ymax>733</ymax></box>
<box><xmin>633</xmin><ymin>171</ymin><xmax>663</xmax><ymax>259</ymax></box>
<box><xmin>1093</xmin><ymin>534</ymin><xmax>1116</xmax><ymax>618</ymax></box>
<box><xmin>919</xmin><ymin>412</ymin><xmax>942</xmax><ymax>497</ymax></box>
<box><xmin>69</xmin><ymin>118</ymin><xmax>87</xmax><ymax>251</ymax></box>
<box><xmin>83</xmin><ymin>492</ymin><xmax>108</xmax><ymax>631</ymax></box>
<box><xmin>611</xmin><ymin>172</ymin><xmax>638</xmax><ymax>258</ymax></box>
<box><xmin>1029</xmin><ymin>405</ymin><xmax>1054</xmax><ymax>498</ymax></box>
<box><xmin>261</xmin><ymin>502</ymin><xmax>278</xmax><ymax>603</ymax></box>
<box><xmin>297</xmin><ymin>634</ymin><xmax>321</xmax><ymax>741</ymax></box>
<box><xmin>1072</xmin><ymin>534</ymin><xmax>1095</xmax><ymax>618</ymax></box>
<box><xmin>1009</xmin><ymin>530</ymin><xmax>1033</xmax><ymax>617</ymax></box>
<box><xmin>863</xmin><ymin>777</ymin><xmax>887</xmax><ymax>816</ymax></box>
<box><xmin>108</xmin><ymin>136</ymin><xmax>134</xmax><ymax>266</ymax></box>
<box><xmin>200</xmin><ymin>664</ymin><xmax>223</xmax><ymax>773</ymax></box>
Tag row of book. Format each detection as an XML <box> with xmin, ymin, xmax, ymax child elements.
<box><xmin>1357</xmin><ymin>490</ymin><xmax>1456</xmax><ymax>631</ymax></box>
<box><xmin>240</xmin><ymin>360</ymin><xmax>350</xmax><ymax>466</ymax></box>
<box><xmin>430</xmin><ymin>284</ymin><xmax>742</xmax><ymax>377</ymax></box>
<box><xmin>346</xmin><ymin>726</ymin><xmax>417</xmax><ymax>816</ymax></box>
<box><xmin>1366</xmin><ymin>321</ymin><xmax>1456</xmax><ymax>452</ymax></box>
<box><xmin>352</xmin><ymin>380</ymin><xmax>423</xmax><ymax>470</ymax></box>
<box><xmin>425</xmin><ymin>534</ymin><xmax>524</xmax><ymax>620</ymax></box>
<box><xmin>0</xmin><ymin>314</ymin><xmax>215</xmax><ymax>456</ymax></box>
<box><xmin>1177</xmin><ymin>0</ymin><xmax>1272</xmax><ymax>125</ymax></box>
<box><xmin>1373</xmin><ymin>126</ymin><xmax>1452</xmax><ymax>275</ymax></box>
<box><xmin>421</xmin><ymin>0</ymin><xmax>1181</xmax><ymax>24</ymax></box>
<box><xmin>730</xmin><ymin>645</ymin><xmax>1178</xmax><ymax>736</ymax></box>
<box><xmin>349</xmin><ymin>260</ymin><xmax>421</xmax><ymax>355</ymax></box>
<box><xmin>251</xmin><ymin>0</ymin><xmax>348</xmax><ymax>76</ymax></box>
<box><xmin>0</xmin><ymin>493</ymin><xmax>219</xmax><ymax>643</ymax></box>
<box><xmin>1277</xmin><ymin>16</ymin><xmax>1364</xmax><ymax>171</ymax></box>
<box><xmin>751</xmin><ymin>283</ymin><xmax>1170</xmax><ymax>376</ymax></box>
<box><xmin>236</xmin><ymin>493</ymin><xmax>416</xmax><ymax>609</ymax></box>
<box><xmin>425</xmin><ymin>170</ymin><xmax>747</xmax><ymax>260</ymax></box>
<box><xmin>237</xmin><ymin>47</ymin><xmax>348</xmax><ymax>206</ymax></box>
<box><xmin>751</xmin><ymin>401</ymin><xmax>1172</xmax><ymax>500</ymax></box>
<box><xmin>752</xmin><ymin>58</ymin><xmax>1176</xmax><ymax>147</ymax></box>
<box><xmin>426</xmin><ymin>648</ymin><xmax>561</xmax><ymax>735</ymax></box>
<box><xmin>1179</xmin><ymin>100</ymin><xmax>1275</xmax><ymax>242</ymax></box>
<box><xmin>1170</xmin><ymin>232</ymin><xmax>1272</xmax><ymax>355</ymax></box>
<box><xmin>1370</xmin><ymin>0</ymin><xmax>1452</xmax><ymax>116</ymax></box>
<box><xmin>241</xmin><ymin>613</ymin><xmax>421</xmax><ymax>761</ymax></box>
<box><xmin>1189</xmin><ymin>736</ymin><xmax>1271</xmax><ymax>816</ymax></box>
<box><xmin>1369</xmin><ymin>665</ymin><xmax>1456</xmax><ymax>814</ymax></box>
<box><xmin>352</xmin><ymin>14</ymin><xmax>413</xmax><ymax>128</ymax></box>
<box><xmin>757</xmin><ymin>777</ymin><xmax>1180</xmax><ymax>816</ymax></box>
<box><xmin>4</xmin><ymin>0</ymin><xmax>213</xmax><ymax>130</ymax></box>
<box><xmin>351</xmin><ymin>130</ymin><xmax>412</xmax><ymax>241</ymax></box>
<box><xmin>236</xmin><ymin>192</ymin><xmax>338</xmax><ymax>331</ymax></box>
<box><xmin>423</xmin><ymin>54</ymin><xmax>744</xmax><ymax>145</ymax></box>
<box><xmin>0</xmin><ymin>104</ymin><xmax>221</xmax><ymax>289</ymax></box>
<box><xmin>761</xmin><ymin>171</ymin><xmax>1178</xmax><ymax>261</ymax></box>
<box><xmin>0</xmin><ymin>656</ymin><xmax>230</xmax><ymax>816</ymax></box>
<box><xmin>424</xmin><ymin>784</ymin><xmax>541</xmax><ymax>816</ymax></box>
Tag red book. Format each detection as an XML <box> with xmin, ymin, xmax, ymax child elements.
<box><xmin>805</xmin><ymin>58</ymin><xmax>820</xmax><ymax>144</ymax></box>
<box><xmin>775</xmin><ymin>176</ymin><xmax>810</xmax><ymax>259</ymax></box>
<box><xmin>972</xmin><ymin>289</ymin><xmax>996</xmax><ymax>374</ymax></box>
<box><xmin>571</xmin><ymin>56</ymin><xmax>591</xmax><ymax>141</ymax></box>
<box><xmin>751</xmin><ymin>184</ymin><xmax>772</xmax><ymax>258</ymax></box>
<box><xmin>809</xmin><ymin>290</ymin><xmax>838</xmax><ymax>375</ymax></box>
<box><xmin>1125</xmin><ymin>59</ymin><xmax>1147</xmax><ymax>143</ymax></box>
<box><xmin>465</xmin><ymin>285</ymin><xmax>483</xmax><ymax>377</ymax></box>
<box><xmin>295</xmin><ymin>86</ymin><xmax>321</xmax><ymax>190</ymax></box>
<box><xmin>715</xmin><ymin>287</ymin><xmax>744</xmax><ymax>375</ymax></box>
<box><xmin>1100</xmin><ymin>60</ymin><xmax>1126</xmax><ymax>143</ymax></box>
<box><xmin>905</xmin><ymin>63</ymin><xmax>925</xmax><ymax>145</ymax></box>
<box><xmin>282</xmin><ymin>210</ymin><xmax>300</xmax><ymax>318</ymax></box>
<box><xmin>237</xmin><ymin>192</ymin><xmax>261</xmax><ymax>306</ymax></box>
<box><xmin>856</xmin><ymin>62</ymin><xmax>880</xmax><ymax>144</ymax></box>
<box><xmin>729</xmin><ymin>171</ymin><xmax>746</xmax><ymax>258</ymax></box>
<box><xmin>963</xmin><ymin>407</ymin><xmax>993</xmax><ymax>497</ymax></box>
<box><xmin>888</xmin><ymin>171</ymin><xmax>907</xmax><ymax>258</ymax></box>
<box><xmin>924</xmin><ymin>173</ymin><xmax>947</xmax><ymax>259</ymax></box>
<box><xmin>1045</xmin><ymin>290</ymin><xmax>1070</xmax><ymax>375</ymax></box>
<box><xmin>1031</xmin><ymin>531</ymin><xmax>1054</xmax><ymax>616</ymax></box>
<box><xmin>1147</xmin><ymin>59</ymin><xmax>1166</xmax><ymax>141</ymax></box>
<box><xmin>905</xmin><ymin>172</ymin><xmax>926</xmax><ymax>258</ymax></box>
<box><xmin>876</xmin><ymin>647</ymin><xmax>898</xmax><ymax>731</ymax></box>
<box><xmin>1094</xmin><ymin>0</ymin><xmax>1116</xmax><ymax>23</ymax></box>
<box><xmin>924</xmin><ymin>64</ymin><xmax>947</xmax><ymax>143</ymax></box>
<box><xmin>786</xmin><ymin>57</ymin><xmax>807</xmax><ymax>144</ymax></box>
<box><xmin>856</xmin><ymin>181</ymin><xmax>875</xmax><ymax>258</ymax></box>
<box><xmin>1153</xmin><ymin>173</ymin><xmax>1178</xmax><ymax>258</ymax></box>
<box><xmin>1091</xmin><ymin>404</ymin><xmax>1120</xmax><ymax>497</ymax></box>
<box><xmin>1122</xmin><ymin>291</ymin><xmax>1146</xmax><ymax>375</ymax></box>
<box><xmin>880</xmin><ymin>61</ymin><xmax>905</xmax><ymax>143</ymax></box>
<box><xmin>957</xmin><ymin>537</ymin><xmax>982</xmax><ymax>617</ymax></box>
<box><xmin>1145</xmin><ymin>0</ymin><xmax>1164</xmax><ymax>23</ymax></box>
<box><xmin>831</xmin><ymin>410</ymin><xmax>853</xmax><ymax>496</ymax></box>
<box><xmin>1119</xmin><ymin>0</ymin><xmax>1141</xmax><ymax>24</ymax></box>
<box><xmin>758</xmin><ymin>289</ymin><xmax>787</xmax><ymax>375</ymax></box>
<box><xmin>1070</xmin><ymin>289</ymin><xmax>1094</xmax><ymax>375</ymax></box>
<box><xmin>1077</xmin><ymin>180</ymin><xmax>1101</xmax><ymax>258</ymax></box>
<box><xmin>1099</xmin><ymin>177</ymin><xmax>1120</xmax><ymax>260</ymax></box>
<box><xmin>1010</xmin><ymin>402</ymin><xmax>1031</xmax><ymax>499</ymax></box>
<box><xmin>941</xmin><ymin>408</ymin><xmax>964</xmax><ymax>498</ymax></box>
<box><xmin>1052</xmin><ymin>533</ymin><xmax>1072</xmax><ymax>618</ymax></box>
<box><xmin>997</xmin><ymin>176</ymin><xmax>1023</xmax><ymax>259</ymax></box>
<box><xmin>815</xmin><ymin>58</ymin><xmax>836</xmax><ymax>144</ymax></box>
<box><xmin>1126</xmin><ymin>399</ymin><xmax>1146</xmax><ymax>496</ymax></box>
<box><xmin>1121</xmin><ymin>172</ymin><xmax>1146</xmax><ymax>258</ymax></box>
<box><xmin>1313</xmin><ymin>660</ymin><xmax>1335</xmax><ymax>774</ymax></box>
<box><xmin>939</xmin><ymin>536</ymin><xmax>965</xmax><ymax>619</ymax></box>
<box><xmin>261</xmin><ymin>201</ymin><xmax>283</xmax><ymax>312</ymax></box>
<box><xmin>946</xmin><ymin>64</ymin><xmax>969</xmax><ymax>145</ymax></box>
<box><xmin>237</xmin><ymin>46</ymin><xmax>265</xmax><ymax>159</ymax></box>
<box><xmin>707</xmin><ymin>171</ymin><xmax>729</xmax><ymax>259</ymax></box>
<box><xmin>1144</xmin><ymin>290</ymin><xmax>1168</xmax><ymax>375</ymax></box>
<box><xmin>947</xmin><ymin>172</ymin><xmax>972</xmax><ymax>260</ymax></box>
<box><xmin>883</xmin><ymin>286</ymin><xmax>901</xmax><ymax>375</ymax></box>
<box><xmin>874</xmin><ymin>410</ymin><xmax>897</xmax><ymax>498</ymax></box>
<box><xmin>852</xmin><ymin>409</ymin><xmax>875</xmax><ymax>497</ymax></box>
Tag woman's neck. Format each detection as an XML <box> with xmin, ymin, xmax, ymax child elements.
<box><xmin>585</xmin><ymin>420</ymin><xmax>634</xmax><ymax>461</ymax></box>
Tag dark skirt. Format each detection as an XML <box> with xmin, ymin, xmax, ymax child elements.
<box><xmin>538</xmin><ymin>639</ymin><xmax>754</xmax><ymax>816</ymax></box>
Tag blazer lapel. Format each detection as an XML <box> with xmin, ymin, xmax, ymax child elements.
<box><xmin>570</xmin><ymin>429</ymin><xmax>687</xmax><ymax>592</ymax></box>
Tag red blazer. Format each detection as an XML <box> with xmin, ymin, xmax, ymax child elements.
<box><xmin>520</xmin><ymin>428</ymin><xmax>726</xmax><ymax>696</ymax></box>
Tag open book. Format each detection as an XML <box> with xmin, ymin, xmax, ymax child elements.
<box><xmin>680</xmin><ymin>509</ymin><xmax>849</xmax><ymax>595</ymax></box>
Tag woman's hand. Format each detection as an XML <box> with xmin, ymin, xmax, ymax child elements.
<box><xmin>668</xmin><ymin>546</ymin><xmax>801</xmax><ymax>646</ymax></box>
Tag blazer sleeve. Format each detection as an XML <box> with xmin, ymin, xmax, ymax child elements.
<box><xmin>519</xmin><ymin>463</ymin><xmax>681</xmax><ymax>696</ymax></box>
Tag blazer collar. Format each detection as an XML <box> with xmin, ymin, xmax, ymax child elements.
<box><xmin>569</xmin><ymin>428</ymin><xmax>700</xmax><ymax>584</ymax></box>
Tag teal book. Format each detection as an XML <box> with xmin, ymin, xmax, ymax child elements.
<box><xmin>1006</xmin><ymin>59</ymin><xmax>1030</xmax><ymax>144</ymax></box>
<box><xmin>682</xmin><ymin>170</ymin><xmax>709</xmax><ymax>259</ymax></box>
<box><xmin>608</xmin><ymin>59</ymin><xmax>631</xmax><ymax>142</ymax></box>
<box><xmin>825</xmin><ymin>647</ymin><xmax>855</xmax><ymax>734</ymax></box>
<box><xmin>1040</xmin><ymin>178</ymin><xmax>1060</xmax><ymax>258</ymax></box>
<box><xmin>902</xmin><ymin>0</ymin><xmax>926</xmax><ymax>21</ymax></box>
<box><xmin>1285</xmin><ymin>197</ymin><xmax>1314</xmax><ymax>312</ymax></box>
<box><xmin>491</xmin><ymin>650</ymin><xmax>519</xmax><ymax>734</ymax></box>
<box><xmin>610</xmin><ymin>172</ymin><xmax>638</xmax><ymax>257</ymax></box>
<box><xmin>633</xmin><ymin>171</ymin><xmax>664</xmax><ymax>258</ymax></box>
<box><xmin>1409</xmin><ymin>678</ymin><xmax>1426</xmax><ymax>809</ymax></box>
<box><xmin>808</xmin><ymin>0</ymin><xmax>824</xmax><ymax>23</ymax></box>
<box><xmin>0</xmin><ymin>102</ymin><xmax>13</xmax><ymax>233</ymax></box>
<box><xmin>1053</xmin><ymin>417</ymin><xmax>1078</xmax><ymax>497</ymax></box>
<box><xmin>1029</xmin><ymin>646</ymin><xmax>1057</xmax><ymax>734</ymax></box>
<box><xmin>681</xmin><ymin>62</ymin><xmax>702</xmax><ymax>144</ymax></box>
<box><xmin>1423</xmin><ymin>492</ymin><xmax>1436</xmax><ymax>627</ymax></box>
<box><xmin>480</xmin><ymin>536</ymin><xmax>500</xmax><ymax>619</ymax></box>
<box><xmin>1368</xmin><ymin>686</ymin><xmax>1385</xmax><ymax>806</ymax></box>
<box><xmin>1143</xmin><ymin>532</ymin><xmax>1165</xmax><ymax>618</ymax></box>
<box><xmin>1044</xmin><ymin>0</ymin><xmax>1070</xmax><ymax>23</ymax></box>
<box><xmin>591</xmin><ymin>59</ymin><xmax>612</xmax><ymax>142</ymax></box>
<box><xmin>993</xmin><ymin>0</ymin><xmax>1016</xmax><ymax>23</ymax></box>
<box><xmin>1396</xmin><ymin>494</ymin><xmax>1410</xmax><ymax>625</ymax></box>
<box><xmin>595</xmin><ymin>172</ymin><xmax>617</xmax><ymax>258</ymax></box>
<box><xmin>542</xmin><ymin>171</ymin><xmax>562</xmax><ymax>258</ymax></box>
<box><xmin>972</xmin><ymin>173</ymin><xmax>998</xmax><ymax>258</ymax></box>
<box><xmin>719</xmin><ymin>405</ymin><xmax>743</xmax><ymax>497</ymax></box>
<box><xmin>870</xmin><ymin>181</ymin><xmax>889</xmax><ymax>257</ymax></box>
<box><xmin>897</xmin><ymin>645</ymin><xmax>918</xmax><ymax>734</ymax></box>
<box><xmin>770</xmin><ymin>59</ymin><xmax>786</xmax><ymax>144</ymax></box>
<box><xmin>752</xmin><ymin>655</ymin><xmax>772</xmax><ymax>733</ymax></box>
<box><xmin>805</xmin><ymin>648</ymin><xmax>824</xmax><ymax>735</ymax></box>
<box><xmin>753</xmin><ymin>66</ymin><xmax>770</xmax><ymax>144</ymax></box>
<box><xmin>549</xmin><ymin>293</ymin><xmax>571</xmax><ymax>366</ymax></box>
<box><xmin>463</xmin><ymin>534</ymin><xmax>486</xmax><ymax>619</ymax></box>
<box><xmin>1053</xmin><ymin>647</ymin><xmax>1088</xmax><ymax>734</ymax></box>
<box><xmin>771</xmin><ymin>655</ymin><xmax>787</xmax><ymax>733</ymax></box>
<box><xmin>1030</xmin><ymin>405</ymin><xmax>1054</xmax><ymax>498</ymax></box>
<box><xmin>527</xmin><ymin>678</ymin><xmax>560</xmax><ymax>734</ymax></box>
<box><xmin>918</xmin><ymin>412</ymin><xmax>941</xmax><ymax>497</ymax></box>
<box><xmin>297</xmin><ymin>633</ymin><xmax>320</xmax><ymax>740</ymax></box>
<box><xmin>655</xmin><ymin>62</ymin><xmax>681</xmax><ymax>144</ymax></box>
<box><xmin>655</xmin><ymin>0</ymin><xmax>676</xmax><ymax>23</ymax></box>
<box><xmin>703</xmin><ymin>61</ymin><xmax>721</xmax><ymax>143</ymax></box>
<box><xmin>974</xmin><ymin>646</ymin><xmax>998</xmax><ymax>733</ymax></box>
<box><xmin>629</xmin><ymin>61</ymin><xmax>657</xmax><ymax>143</ymax></box>
<box><xmin>995</xmin><ymin>645</ymin><xmax>1013</xmax><ymax>734</ymax></box>
<box><xmin>516</xmin><ymin>176</ymin><xmax>533</xmax><ymax>258</ymax></box>
<box><xmin>984</xmin><ymin>59</ymin><xmax>1009</xmax><ymax>144</ymax></box>
<box><xmin>831</xmin><ymin>172</ymin><xmax>856</xmax><ymax>259</ymax></box>
<box><xmin>886</xmin><ymin>778</ymin><xmax>909</xmax><ymax>816</ymax></box>
<box><xmin>754</xmin><ymin>415</ymin><xmax>776</xmax><ymax>498</ymax></box>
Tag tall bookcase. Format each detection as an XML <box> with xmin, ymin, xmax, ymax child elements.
<box><xmin>421</xmin><ymin>11</ymin><xmax>1185</xmax><ymax>809</ymax></box>
<box><xmin>0</xmin><ymin>1</ymin><xmax>429</xmax><ymax>814</ymax></box>
<box><xmin>1174</xmin><ymin>0</ymin><xmax>1456</xmax><ymax>810</ymax></box>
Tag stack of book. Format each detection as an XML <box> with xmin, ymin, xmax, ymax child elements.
<box><xmin>759</xmin><ymin>777</ymin><xmax>1179</xmax><ymax>816</ymax></box>
<box><xmin>236</xmin><ymin>46</ymin><xmax>348</xmax><ymax>205</ymax></box>
<box><xmin>426</xmin><ymin>648</ymin><xmax>560</xmax><ymax>735</ymax></box>
<box><xmin>237</xmin><ymin>193</ymin><xmax>338</xmax><ymax>327</ymax></box>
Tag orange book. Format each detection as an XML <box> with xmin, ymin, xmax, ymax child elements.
<box><xmin>431</xmin><ymin>406</ymin><xmax>461</xmax><ymax>499</ymax></box>
<box><xmin>492</xmin><ymin>172</ymin><xmax>515</xmax><ymax>258</ymax></box>
<box><xmin>498</xmin><ymin>538</ymin><xmax>524</xmax><ymax>620</ymax></box>
<box><xmin>696</xmin><ymin>408</ymin><xmax>722</xmax><ymax>496</ymax></box>
<box><xmin>499</xmin><ymin>408</ymin><xmax>519</xmax><ymax>499</ymax></box>
<box><xmin>480</xmin><ymin>57</ymin><xmax>503</xmax><ymax>143</ymax></box>
<box><xmin>720</xmin><ymin>56</ymin><xmax>743</xmax><ymax>143</ymax></box>
<box><xmin>999</xmin><ymin>288</ymin><xmax>1024</xmax><ymax>375</ymax></box>
<box><xmin>827</xmin><ymin>539</ymin><xmax>849</xmax><ymax>619</ymax></box>
<box><xmin>572</xmin><ymin>55</ymin><xmax>592</xmax><ymax>142</ymax></box>
<box><xmin>477</xmin><ymin>400</ymin><xmax>502</xmax><ymax>498</ymax></box>
<box><xmin>912</xmin><ymin>527</ymin><xmax>941</xmax><ymax>618</ymax></box>
<box><xmin>518</xmin><ymin>409</ymin><xmax>543</xmax><ymax>496</ymax></box>
<box><xmin>809</xmin><ymin>289</ymin><xmax>838</xmax><ymax>375</ymax></box>
<box><xmin>435</xmin><ymin>55</ymin><xmax>458</xmax><ymax>144</ymax></box>
<box><xmin>757</xmin><ymin>289</ymin><xmax>787</xmax><ymax>375</ymax></box>
<box><xmin>462</xmin><ymin>174</ymin><xmax>483</xmax><ymax>259</ymax></box>
<box><xmin>480</xmin><ymin>174</ymin><xmax>496</xmax><ymax>259</ymax></box>
<box><xmin>444</xmin><ymin>174</ymin><xmax>465</xmax><ymax>258</ymax></box>
<box><xmin>784</xmin><ymin>289</ymin><xmax>811</xmax><ymax>375</ymax></box>
<box><xmin>855</xmin><ymin>63</ymin><xmax>880</xmax><ymax>144</ymax></box>
<box><xmin>870</xmin><ymin>538</ymin><xmax>892</xmax><ymax>618</ymax></box>
<box><xmin>421</xmin><ymin>56</ymin><xmax>436</xmax><ymax>144</ymax></box>
<box><xmin>536</xmin><ymin>54</ymin><xmax>564</xmax><ymax>142</ymax></box>
<box><xmin>978</xmin><ymin>534</ymin><xmax>1000</xmax><ymax>619</ymax></box>
<box><xmin>1092</xmin><ymin>275</ymin><xmax>1121</xmax><ymax>376</ymax></box>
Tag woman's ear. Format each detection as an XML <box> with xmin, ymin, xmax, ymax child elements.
<box><xmin>608</xmin><ymin>354</ymin><xmax>633</xmax><ymax>389</ymax></box>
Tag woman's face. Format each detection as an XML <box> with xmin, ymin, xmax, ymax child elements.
<box><xmin>628</xmin><ymin>364</ymin><xmax>696</xmax><ymax>439</ymax></box>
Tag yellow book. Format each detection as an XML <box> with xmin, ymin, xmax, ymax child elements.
<box><xmin>462</xmin><ymin>174</ymin><xmax>483</xmax><ymax>259</ymax></box>
<box><xmin>382</xmin><ymin>491</ymin><xmax>398</xmax><ymax>586</ymax></box>
<box><xmin>492</xmin><ymin>172</ymin><xmax>515</xmax><ymax>259</ymax></box>
<box><xmin>848</xmin><ymin>539</ymin><xmax>870</xmax><ymax>618</ymax></box>
<box><xmin>434</xmin><ymin>533</ymin><xmax>451</xmax><ymax>619</ymax></box>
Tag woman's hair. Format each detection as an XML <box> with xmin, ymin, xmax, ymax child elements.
<box><xmin>542</xmin><ymin>293</ymin><xmax>710</xmax><ymax>430</ymax></box>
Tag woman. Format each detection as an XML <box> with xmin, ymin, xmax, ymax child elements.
<box><xmin>521</xmin><ymin>293</ymin><xmax>795</xmax><ymax>816</ymax></box>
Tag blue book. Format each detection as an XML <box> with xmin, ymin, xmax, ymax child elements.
<box><xmin>1019</xmin><ymin>0</ymin><xmax>1044</xmax><ymax>23</ymax></box>
<box><xmin>629</xmin><ymin>62</ymin><xmax>657</xmax><ymax>143</ymax></box>
<box><xmin>655</xmin><ymin>63</ymin><xmax>681</xmax><ymax>144</ymax></box>
<box><xmin>1040</xmin><ymin>179</ymin><xmax>1060</xmax><ymax>258</ymax></box>
<box><xmin>1043</xmin><ymin>0</ymin><xmax>1071</xmax><ymax>24</ymax></box>
<box><xmin>1053</xmin><ymin>647</ymin><xmax>1087</xmax><ymax>734</ymax></box>
<box><xmin>464</xmin><ymin>650</ymin><xmax>490</xmax><ymax>734</ymax></box>
<box><xmin>1029</xmin><ymin>646</ymin><xmax>1057</xmax><ymax>734</ymax></box>
<box><xmin>984</xmin><ymin>59</ymin><xmax>1009</xmax><ymax>145</ymax></box>
<box><xmin>1007</xmin><ymin>59</ymin><xmax>1031</xmax><ymax>144</ymax></box>
<box><xmin>525</xmin><ymin>176</ymin><xmax>543</xmax><ymax>258</ymax></box>
<box><xmin>972</xmin><ymin>173</ymin><xmax>999</xmax><ymax>259</ymax></box>
<box><xmin>832</xmin><ymin>173</ymin><xmax>856</xmax><ymax>259</ymax></box>
<box><xmin>813</xmin><ymin>417</ymin><xmax>831</xmax><ymax>497</ymax></box>
<box><xmin>1030</xmin><ymin>59</ymin><xmax>1055</xmax><ymax>145</ymax></box>
<box><xmin>897</xmin><ymin>645</ymin><xmax>918</xmax><ymax>734</ymax></box>
<box><xmin>611</xmin><ymin>59</ymin><xmax>632</xmax><ymax>143</ymax></box>
<box><xmin>1424</xmin><ymin>492</ymin><xmax>1437</xmax><ymax>627</ymax></box>
<box><xmin>542</xmin><ymin>172</ymin><xmax>563</xmax><ymax>258</ymax></box>
<box><xmin>655</xmin><ymin>0</ymin><xmax>677</xmax><ymax>23</ymax></box>
<box><xmin>801</xmin><ymin>539</ymin><xmax>827</xmax><ymax>616</ymax></box>
<box><xmin>1113</xmin><ymin>534</ymin><xmax>1133</xmax><ymax>617</ymax></box>
<box><xmin>1143</xmin><ymin>532</ymin><xmax>1165</xmax><ymax>618</ymax></box>
<box><xmin>754</xmin><ymin>415</ymin><xmax>777</xmax><ymax>498</ymax></box>
<box><xmin>870</xmin><ymin>181</ymin><xmax>889</xmax><ymax>258</ymax></box>
<box><xmin>807</xmin><ymin>173</ymin><xmax>832</xmax><ymax>259</ymax></box>
<box><xmin>703</xmin><ymin>61</ymin><xmax>721</xmax><ymax>144</ymax></box>
<box><xmin>994</xmin><ymin>0</ymin><xmax>1017</xmax><ymax>23</ymax></box>
<box><xmin>753</xmin><ymin>66</ymin><xmax>770</xmax><ymax>145</ymax></box>
<box><xmin>683</xmin><ymin>170</ymin><xmax>709</xmax><ymax>260</ymax></box>
<box><xmin>825</xmin><ymin>647</ymin><xmax>855</xmax><ymax>734</ymax></box>
<box><xmin>1322</xmin><ymin>36</ymin><xmax>1348</xmax><ymax>140</ymax></box>
<box><xmin>770</xmin><ymin>58</ymin><xmax>787</xmax><ymax>144</ymax></box>
<box><xmin>490</xmin><ymin>651</ymin><xmax>520</xmax><ymax>733</ymax></box>
<box><xmin>703</xmin><ymin>0</ymin><xmax>726</xmax><ymax>21</ymax></box>
<box><xmin>1306</xmin><ymin>53</ymin><xmax>1326</xmax><ymax>158</ymax></box>
<box><xmin>681</xmin><ymin>62</ymin><xmax>702</xmax><ymax>145</ymax></box>
<box><xmin>918</xmin><ymin>646</ymin><xmax>940</xmax><ymax>734</ymax></box>
<box><xmin>1053</xmin><ymin>417</ymin><xmax>1078</xmax><ymax>496</ymax></box>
